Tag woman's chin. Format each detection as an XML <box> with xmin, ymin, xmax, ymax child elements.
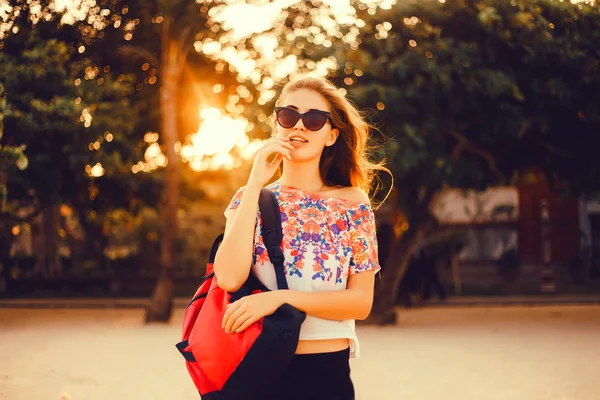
<box><xmin>285</xmin><ymin>150</ymin><xmax>320</xmax><ymax>164</ymax></box>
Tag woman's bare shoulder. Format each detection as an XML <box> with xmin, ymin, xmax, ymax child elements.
<box><xmin>329</xmin><ymin>186</ymin><xmax>370</xmax><ymax>204</ymax></box>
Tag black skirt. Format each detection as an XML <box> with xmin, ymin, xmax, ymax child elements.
<box><xmin>266</xmin><ymin>347</ymin><xmax>355</xmax><ymax>400</ymax></box>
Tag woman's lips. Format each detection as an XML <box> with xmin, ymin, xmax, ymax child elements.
<box><xmin>290</xmin><ymin>140</ymin><xmax>307</xmax><ymax>147</ymax></box>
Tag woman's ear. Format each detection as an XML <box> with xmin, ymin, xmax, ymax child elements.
<box><xmin>325</xmin><ymin>128</ymin><xmax>340</xmax><ymax>147</ymax></box>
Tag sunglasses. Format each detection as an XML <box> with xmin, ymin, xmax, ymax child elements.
<box><xmin>274</xmin><ymin>107</ymin><xmax>333</xmax><ymax>131</ymax></box>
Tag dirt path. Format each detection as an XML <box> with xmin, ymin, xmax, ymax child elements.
<box><xmin>1</xmin><ymin>305</ymin><xmax>599</xmax><ymax>400</ymax></box>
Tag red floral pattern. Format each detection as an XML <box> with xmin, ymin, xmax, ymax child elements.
<box><xmin>225</xmin><ymin>181</ymin><xmax>380</xmax><ymax>291</ymax></box>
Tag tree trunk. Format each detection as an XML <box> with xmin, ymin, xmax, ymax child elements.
<box><xmin>367</xmin><ymin>223</ymin><xmax>431</xmax><ymax>325</ymax></box>
<box><xmin>30</xmin><ymin>213</ymin><xmax>44</xmax><ymax>276</ymax></box>
<box><xmin>0</xmin><ymin>222</ymin><xmax>13</xmax><ymax>294</ymax></box>
<box><xmin>145</xmin><ymin>35</ymin><xmax>182</xmax><ymax>323</ymax></box>
<box><xmin>31</xmin><ymin>205</ymin><xmax>60</xmax><ymax>277</ymax></box>
<box><xmin>363</xmin><ymin>188</ymin><xmax>442</xmax><ymax>325</ymax></box>
<box><xmin>80</xmin><ymin>219</ymin><xmax>108</xmax><ymax>274</ymax></box>
<box><xmin>44</xmin><ymin>205</ymin><xmax>61</xmax><ymax>277</ymax></box>
<box><xmin>0</xmin><ymin>171</ymin><xmax>10</xmax><ymax>293</ymax></box>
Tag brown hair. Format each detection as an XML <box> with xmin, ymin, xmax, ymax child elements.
<box><xmin>275</xmin><ymin>75</ymin><xmax>391</xmax><ymax>204</ymax></box>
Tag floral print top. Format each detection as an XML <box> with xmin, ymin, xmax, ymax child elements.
<box><xmin>224</xmin><ymin>181</ymin><xmax>380</xmax><ymax>358</ymax></box>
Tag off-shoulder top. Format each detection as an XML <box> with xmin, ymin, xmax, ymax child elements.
<box><xmin>224</xmin><ymin>180</ymin><xmax>380</xmax><ymax>358</ymax></box>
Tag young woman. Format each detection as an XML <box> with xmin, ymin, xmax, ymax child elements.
<box><xmin>214</xmin><ymin>75</ymin><xmax>389</xmax><ymax>399</ymax></box>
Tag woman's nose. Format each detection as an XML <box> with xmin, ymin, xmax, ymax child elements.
<box><xmin>293</xmin><ymin>117</ymin><xmax>307</xmax><ymax>131</ymax></box>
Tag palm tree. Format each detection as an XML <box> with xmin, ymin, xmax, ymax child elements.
<box><xmin>116</xmin><ymin>0</ymin><xmax>210</xmax><ymax>322</ymax></box>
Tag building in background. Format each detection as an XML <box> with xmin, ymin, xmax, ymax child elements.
<box><xmin>431</xmin><ymin>172</ymin><xmax>600</xmax><ymax>295</ymax></box>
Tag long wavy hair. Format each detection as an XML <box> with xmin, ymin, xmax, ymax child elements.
<box><xmin>275</xmin><ymin>75</ymin><xmax>391</xmax><ymax>204</ymax></box>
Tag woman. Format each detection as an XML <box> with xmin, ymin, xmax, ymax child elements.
<box><xmin>214</xmin><ymin>75</ymin><xmax>389</xmax><ymax>399</ymax></box>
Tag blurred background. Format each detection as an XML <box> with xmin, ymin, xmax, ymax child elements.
<box><xmin>1</xmin><ymin>0</ymin><xmax>600</xmax><ymax>399</ymax></box>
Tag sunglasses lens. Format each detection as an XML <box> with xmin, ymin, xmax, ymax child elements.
<box><xmin>303</xmin><ymin>111</ymin><xmax>328</xmax><ymax>131</ymax></box>
<box><xmin>276</xmin><ymin>108</ymin><xmax>299</xmax><ymax>128</ymax></box>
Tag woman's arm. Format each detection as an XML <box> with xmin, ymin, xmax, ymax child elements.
<box><xmin>222</xmin><ymin>270</ymin><xmax>376</xmax><ymax>333</ymax></box>
<box><xmin>213</xmin><ymin>137</ymin><xmax>293</xmax><ymax>293</ymax></box>
<box><xmin>213</xmin><ymin>185</ymin><xmax>261</xmax><ymax>292</ymax></box>
<box><xmin>277</xmin><ymin>270</ymin><xmax>376</xmax><ymax>320</ymax></box>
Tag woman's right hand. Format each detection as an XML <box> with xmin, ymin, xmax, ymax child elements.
<box><xmin>247</xmin><ymin>137</ymin><xmax>294</xmax><ymax>189</ymax></box>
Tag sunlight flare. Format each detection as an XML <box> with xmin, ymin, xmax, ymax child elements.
<box><xmin>181</xmin><ymin>107</ymin><xmax>264</xmax><ymax>171</ymax></box>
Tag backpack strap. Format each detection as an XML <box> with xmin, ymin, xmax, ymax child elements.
<box><xmin>258</xmin><ymin>188</ymin><xmax>288</xmax><ymax>290</ymax></box>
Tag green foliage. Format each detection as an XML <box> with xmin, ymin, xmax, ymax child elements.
<box><xmin>0</xmin><ymin>19</ymin><xmax>146</xmax><ymax>211</ymax></box>
<box><xmin>0</xmin><ymin>80</ymin><xmax>28</xmax><ymax>214</ymax></box>
<box><xmin>0</xmin><ymin>6</ymin><xmax>168</xmax><ymax>277</ymax></box>
<box><xmin>0</xmin><ymin>1</ymin><xmax>252</xmax><ymax>280</ymax></box>
<box><xmin>343</xmin><ymin>0</ymin><xmax>600</xmax><ymax>223</ymax></box>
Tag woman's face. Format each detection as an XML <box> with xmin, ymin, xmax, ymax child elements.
<box><xmin>274</xmin><ymin>88</ymin><xmax>339</xmax><ymax>163</ymax></box>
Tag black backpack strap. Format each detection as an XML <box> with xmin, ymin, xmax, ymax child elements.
<box><xmin>258</xmin><ymin>188</ymin><xmax>288</xmax><ymax>290</ymax></box>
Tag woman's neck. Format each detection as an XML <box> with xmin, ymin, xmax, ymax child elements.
<box><xmin>278</xmin><ymin>161</ymin><xmax>325</xmax><ymax>193</ymax></box>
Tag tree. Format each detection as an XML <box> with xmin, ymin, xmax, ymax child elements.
<box><xmin>341</xmin><ymin>0</ymin><xmax>600</xmax><ymax>322</ymax></box>
<box><xmin>3</xmin><ymin>0</ymin><xmax>268</xmax><ymax>312</ymax></box>
<box><xmin>0</xmin><ymin>4</ymin><xmax>142</xmax><ymax>277</ymax></box>
<box><xmin>92</xmin><ymin>0</ymin><xmax>247</xmax><ymax>322</ymax></box>
<box><xmin>0</xmin><ymin>80</ymin><xmax>29</xmax><ymax>287</ymax></box>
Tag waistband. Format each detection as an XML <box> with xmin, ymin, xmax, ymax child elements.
<box><xmin>291</xmin><ymin>347</ymin><xmax>350</xmax><ymax>360</ymax></box>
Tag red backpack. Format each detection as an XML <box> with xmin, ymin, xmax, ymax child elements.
<box><xmin>176</xmin><ymin>188</ymin><xmax>306</xmax><ymax>399</ymax></box>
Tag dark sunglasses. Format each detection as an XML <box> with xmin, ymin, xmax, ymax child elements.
<box><xmin>274</xmin><ymin>106</ymin><xmax>333</xmax><ymax>131</ymax></box>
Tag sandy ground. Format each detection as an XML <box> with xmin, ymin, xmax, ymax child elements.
<box><xmin>1</xmin><ymin>305</ymin><xmax>599</xmax><ymax>400</ymax></box>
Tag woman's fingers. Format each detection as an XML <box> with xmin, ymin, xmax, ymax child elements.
<box><xmin>273</xmin><ymin>145</ymin><xmax>292</xmax><ymax>160</ymax></box>
<box><xmin>267</xmin><ymin>137</ymin><xmax>294</xmax><ymax>151</ymax></box>
<box><xmin>235</xmin><ymin>315</ymin><xmax>260</xmax><ymax>333</ymax></box>
<box><xmin>270</xmin><ymin>136</ymin><xmax>293</xmax><ymax>145</ymax></box>
<box><xmin>278</xmin><ymin>139</ymin><xmax>294</xmax><ymax>151</ymax></box>
<box><xmin>222</xmin><ymin>302</ymin><xmax>245</xmax><ymax>332</ymax></box>
<box><xmin>269</xmin><ymin>152</ymin><xmax>284</xmax><ymax>166</ymax></box>
<box><xmin>222</xmin><ymin>302</ymin><xmax>258</xmax><ymax>333</ymax></box>
<box><xmin>230</xmin><ymin>312</ymin><xmax>254</xmax><ymax>333</ymax></box>
<box><xmin>261</xmin><ymin>144</ymin><xmax>292</xmax><ymax>161</ymax></box>
<box><xmin>247</xmin><ymin>136</ymin><xmax>293</xmax><ymax>187</ymax></box>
